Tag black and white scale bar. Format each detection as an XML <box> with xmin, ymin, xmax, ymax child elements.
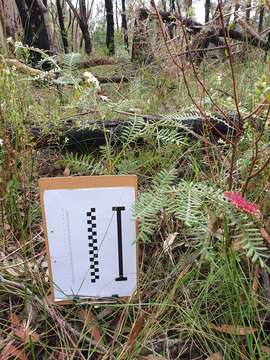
<box><xmin>86</xmin><ymin>208</ymin><xmax>99</xmax><ymax>283</ymax></box>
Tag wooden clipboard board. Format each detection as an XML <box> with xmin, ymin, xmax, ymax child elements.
<box><xmin>39</xmin><ymin>175</ymin><xmax>139</xmax><ymax>305</ymax></box>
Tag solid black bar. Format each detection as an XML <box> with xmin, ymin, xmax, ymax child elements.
<box><xmin>112</xmin><ymin>206</ymin><xmax>127</xmax><ymax>281</ymax></box>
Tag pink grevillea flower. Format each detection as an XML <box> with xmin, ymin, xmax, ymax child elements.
<box><xmin>224</xmin><ymin>192</ymin><xmax>260</xmax><ymax>217</ymax></box>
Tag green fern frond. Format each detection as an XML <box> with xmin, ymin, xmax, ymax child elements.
<box><xmin>135</xmin><ymin>172</ymin><xmax>269</xmax><ymax>267</ymax></box>
<box><xmin>155</xmin><ymin>127</ymin><xmax>185</xmax><ymax>145</ymax></box>
<box><xmin>152</xmin><ymin>168</ymin><xmax>177</xmax><ymax>189</ymax></box>
<box><xmin>232</xmin><ymin>214</ymin><xmax>268</xmax><ymax>267</ymax></box>
<box><xmin>61</xmin><ymin>52</ymin><xmax>82</xmax><ymax>71</ymax></box>
<box><xmin>174</xmin><ymin>182</ymin><xmax>203</xmax><ymax>227</ymax></box>
<box><xmin>120</xmin><ymin>118</ymin><xmax>147</xmax><ymax>144</ymax></box>
<box><xmin>134</xmin><ymin>168</ymin><xmax>177</xmax><ymax>241</ymax></box>
<box><xmin>58</xmin><ymin>153</ymin><xmax>97</xmax><ymax>174</ymax></box>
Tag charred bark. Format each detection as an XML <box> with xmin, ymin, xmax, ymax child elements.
<box><xmin>56</xmin><ymin>0</ymin><xmax>69</xmax><ymax>53</ymax></box>
<box><xmin>105</xmin><ymin>0</ymin><xmax>115</xmax><ymax>55</ymax></box>
<box><xmin>258</xmin><ymin>5</ymin><xmax>265</xmax><ymax>33</ymax></box>
<box><xmin>169</xmin><ymin>0</ymin><xmax>175</xmax><ymax>12</ymax></box>
<box><xmin>65</xmin><ymin>0</ymin><xmax>92</xmax><ymax>54</ymax></box>
<box><xmin>79</xmin><ymin>0</ymin><xmax>91</xmax><ymax>54</ymax></box>
<box><xmin>204</xmin><ymin>0</ymin><xmax>210</xmax><ymax>23</ymax></box>
<box><xmin>245</xmin><ymin>0</ymin><xmax>251</xmax><ymax>22</ymax></box>
<box><xmin>147</xmin><ymin>7</ymin><xmax>270</xmax><ymax>52</ymax></box>
<box><xmin>121</xmin><ymin>0</ymin><xmax>129</xmax><ymax>50</ymax></box>
<box><xmin>15</xmin><ymin>0</ymin><xmax>51</xmax><ymax>61</ymax></box>
<box><xmin>1</xmin><ymin>0</ymin><xmax>17</xmax><ymax>38</ymax></box>
<box><xmin>29</xmin><ymin>112</ymin><xmax>240</xmax><ymax>152</ymax></box>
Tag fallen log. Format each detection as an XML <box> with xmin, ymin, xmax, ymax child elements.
<box><xmin>5</xmin><ymin>58</ymin><xmax>130</xmax><ymax>84</ymax></box>
<box><xmin>97</xmin><ymin>76</ymin><xmax>129</xmax><ymax>84</ymax></box>
<box><xmin>6</xmin><ymin>58</ymin><xmax>42</xmax><ymax>76</ymax></box>
<box><xmin>133</xmin><ymin>7</ymin><xmax>270</xmax><ymax>64</ymax></box>
<box><xmin>28</xmin><ymin>112</ymin><xmax>240</xmax><ymax>151</ymax></box>
<box><xmin>77</xmin><ymin>57</ymin><xmax>115</xmax><ymax>68</ymax></box>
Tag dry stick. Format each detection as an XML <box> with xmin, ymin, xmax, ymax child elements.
<box><xmin>261</xmin><ymin>269</ymin><xmax>270</xmax><ymax>308</ymax></box>
<box><xmin>245</xmin><ymin>153</ymin><xmax>270</xmax><ymax>181</ymax></box>
<box><xmin>217</xmin><ymin>1</ymin><xmax>242</xmax><ymax>190</ymax></box>
<box><xmin>243</xmin><ymin>99</ymin><xmax>269</xmax><ymax>121</ymax></box>
<box><xmin>149</xmin><ymin>1</ymin><xmax>233</xmax><ymax>136</ymax></box>
<box><xmin>173</xmin><ymin>18</ymin><xmax>235</xmax><ymax>182</ymax></box>
<box><xmin>241</xmin><ymin>105</ymin><xmax>270</xmax><ymax>194</ymax></box>
<box><xmin>0</xmin><ymin>275</ymin><xmax>108</xmax><ymax>356</ymax></box>
<box><xmin>174</xmin><ymin>20</ymin><xmax>238</xmax><ymax>140</ymax></box>
<box><xmin>108</xmin><ymin>308</ymin><xmax>126</xmax><ymax>359</ymax></box>
<box><xmin>175</xmin><ymin>42</ymin><xmax>240</xmax><ymax>56</ymax></box>
<box><xmin>150</xmin><ymin>1</ymin><xmax>232</xmax><ymax>183</ymax></box>
<box><xmin>152</xmin><ymin>0</ymin><xmax>256</xmax><ymax>134</ymax></box>
<box><xmin>237</xmin><ymin>17</ymin><xmax>266</xmax><ymax>44</ymax></box>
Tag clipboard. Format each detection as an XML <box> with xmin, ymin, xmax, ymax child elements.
<box><xmin>39</xmin><ymin>175</ymin><xmax>138</xmax><ymax>304</ymax></box>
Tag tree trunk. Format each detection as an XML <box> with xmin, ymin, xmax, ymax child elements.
<box><xmin>15</xmin><ymin>0</ymin><xmax>50</xmax><ymax>52</ymax></box>
<box><xmin>56</xmin><ymin>0</ymin><xmax>69</xmax><ymax>53</ymax></box>
<box><xmin>186</xmin><ymin>0</ymin><xmax>192</xmax><ymax>14</ymax></box>
<box><xmin>161</xmin><ymin>0</ymin><xmax>167</xmax><ymax>11</ymax></box>
<box><xmin>245</xmin><ymin>0</ymin><xmax>251</xmax><ymax>22</ymax></box>
<box><xmin>79</xmin><ymin>0</ymin><xmax>92</xmax><ymax>54</ymax></box>
<box><xmin>80</xmin><ymin>19</ymin><xmax>92</xmax><ymax>54</ymax></box>
<box><xmin>121</xmin><ymin>0</ymin><xmax>128</xmax><ymax>50</ymax></box>
<box><xmin>115</xmin><ymin>0</ymin><xmax>119</xmax><ymax>30</ymax></box>
<box><xmin>205</xmin><ymin>0</ymin><xmax>210</xmax><ymax>23</ymax></box>
<box><xmin>36</xmin><ymin>0</ymin><xmax>57</xmax><ymax>53</ymax></box>
<box><xmin>258</xmin><ymin>5</ymin><xmax>265</xmax><ymax>33</ymax></box>
<box><xmin>65</xmin><ymin>0</ymin><xmax>92</xmax><ymax>54</ymax></box>
<box><xmin>1</xmin><ymin>0</ymin><xmax>17</xmax><ymax>38</ymax></box>
<box><xmin>0</xmin><ymin>1</ymin><xmax>7</xmax><ymax>51</ymax></box>
<box><xmin>170</xmin><ymin>0</ymin><xmax>175</xmax><ymax>12</ymax></box>
<box><xmin>105</xmin><ymin>0</ymin><xmax>115</xmax><ymax>55</ymax></box>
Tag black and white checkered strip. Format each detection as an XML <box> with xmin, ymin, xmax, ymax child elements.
<box><xmin>87</xmin><ymin>208</ymin><xmax>99</xmax><ymax>283</ymax></box>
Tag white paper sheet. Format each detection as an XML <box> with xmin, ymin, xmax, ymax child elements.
<box><xmin>43</xmin><ymin>186</ymin><xmax>137</xmax><ymax>300</ymax></box>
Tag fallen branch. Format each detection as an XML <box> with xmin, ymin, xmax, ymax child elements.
<box><xmin>5</xmin><ymin>59</ymin><xmax>130</xmax><ymax>84</ymax></box>
<box><xmin>77</xmin><ymin>57</ymin><xmax>115</xmax><ymax>68</ymax></box>
<box><xmin>136</xmin><ymin>6</ymin><xmax>270</xmax><ymax>57</ymax></box>
<box><xmin>27</xmin><ymin>112</ymin><xmax>240</xmax><ymax>151</ymax></box>
<box><xmin>97</xmin><ymin>76</ymin><xmax>129</xmax><ymax>84</ymax></box>
<box><xmin>6</xmin><ymin>58</ymin><xmax>42</xmax><ymax>77</ymax></box>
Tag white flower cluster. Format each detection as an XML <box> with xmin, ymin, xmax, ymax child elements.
<box><xmin>83</xmin><ymin>71</ymin><xmax>100</xmax><ymax>91</ymax></box>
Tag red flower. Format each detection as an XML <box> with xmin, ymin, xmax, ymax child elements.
<box><xmin>224</xmin><ymin>192</ymin><xmax>260</xmax><ymax>216</ymax></box>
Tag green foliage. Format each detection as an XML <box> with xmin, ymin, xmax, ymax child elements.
<box><xmin>53</xmin><ymin>52</ymin><xmax>82</xmax><ymax>86</ymax></box>
<box><xmin>135</xmin><ymin>168</ymin><xmax>177</xmax><ymax>242</ymax></box>
<box><xmin>232</xmin><ymin>213</ymin><xmax>268</xmax><ymax>267</ymax></box>
<box><xmin>135</xmin><ymin>171</ymin><xmax>269</xmax><ymax>267</ymax></box>
<box><xmin>58</xmin><ymin>152</ymin><xmax>100</xmax><ymax>174</ymax></box>
<box><xmin>60</xmin><ymin>52</ymin><xmax>82</xmax><ymax>71</ymax></box>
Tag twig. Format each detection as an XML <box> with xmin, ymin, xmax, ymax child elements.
<box><xmin>241</xmin><ymin>105</ymin><xmax>270</xmax><ymax>194</ymax></box>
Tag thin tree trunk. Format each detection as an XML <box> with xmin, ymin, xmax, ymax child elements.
<box><xmin>186</xmin><ymin>0</ymin><xmax>192</xmax><ymax>14</ymax></box>
<box><xmin>258</xmin><ymin>5</ymin><xmax>265</xmax><ymax>33</ymax></box>
<box><xmin>105</xmin><ymin>0</ymin><xmax>115</xmax><ymax>55</ymax></box>
<box><xmin>1</xmin><ymin>0</ymin><xmax>17</xmax><ymax>38</ymax></box>
<box><xmin>15</xmin><ymin>0</ymin><xmax>50</xmax><ymax>52</ymax></box>
<box><xmin>65</xmin><ymin>0</ymin><xmax>92</xmax><ymax>54</ymax></box>
<box><xmin>161</xmin><ymin>0</ymin><xmax>167</xmax><ymax>11</ymax></box>
<box><xmin>36</xmin><ymin>0</ymin><xmax>57</xmax><ymax>52</ymax></box>
<box><xmin>170</xmin><ymin>0</ymin><xmax>175</xmax><ymax>12</ymax></box>
<box><xmin>121</xmin><ymin>0</ymin><xmax>128</xmax><ymax>50</ymax></box>
<box><xmin>0</xmin><ymin>1</ymin><xmax>7</xmax><ymax>51</ymax></box>
<box><xmin>205</xmin><ymin>0</ymin><xmax>210</xmax><ymax>23</ymax></box>
<box><xmin>56</xmin><ymin>0</ymin><xmax>69</xmax><ymax>53</ymax></box>
<box><xmin>79</xmin><ymin>0</ymin><xmax>91</xmax><ymax>54</ymax></box>
<box><xmin>115</xmin><ymin>0</ymin><xmax>119</xmax><ymax>30</ymax></box>
<box><xmin>245</xmin><ymin>0</ymin><xmax>251</xmax><ymax>22</ymax></box>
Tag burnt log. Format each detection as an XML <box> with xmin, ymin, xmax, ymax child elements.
<box><xmin>134</xmin><ymin>6</ymin><xmax>270</xmax><ymax>64</ymax></box>
<box><xmin>29</xmin><ymin>112</ymin><xmax>240</xmax><ymax>152</ymax></box>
